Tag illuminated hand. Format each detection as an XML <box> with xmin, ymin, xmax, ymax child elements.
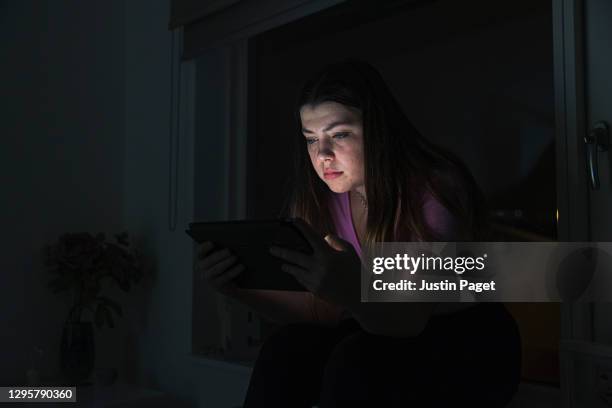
<box><xmin>269</xmin><ymin>218</ymin><xmax>361</xmax><ymax>306</ymax></box>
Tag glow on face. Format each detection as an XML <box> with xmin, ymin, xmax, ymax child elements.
<box><xmin>300</xmin><ymin>101</ymin><xmax>365</xmax><ymax>193</ymax></box>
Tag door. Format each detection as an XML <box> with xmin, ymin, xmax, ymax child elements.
<box><xmin>554</xmin><ymin>0</ymin><xmax>612</xmax><ymax>342</ymax></box>
<box><xmin>556</xmin><ymin>0</ymin><xmax>612</xmax><ymax>406</ymax></box>
<box><xmin>583</xmin><ymin>0</ymin><xmax>612</xmax><ymax>344</ymax></box>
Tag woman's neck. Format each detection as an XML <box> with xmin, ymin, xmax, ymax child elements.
<box><xmin>351</xmin><ymin>188</ymin><xmax>368</xmax><ymax>211</ymax></box>
<box><xmin>354</xmin><ymin>185</ymin><xmax>366</xmax><ymax>197</ymax></box>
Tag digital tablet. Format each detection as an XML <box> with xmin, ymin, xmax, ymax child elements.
<box><xmin>186</xmin><ymin>219</ymin><xmax>312</xmax><ymax>291</ymax></box>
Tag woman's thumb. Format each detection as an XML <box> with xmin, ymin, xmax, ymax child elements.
<box><xmin>324</xmin><ymin>234</ymin><xmax>350</xmax><ymax>252</ymax></box>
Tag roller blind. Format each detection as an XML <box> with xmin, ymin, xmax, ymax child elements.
<box><xmin>169</xmin><ymin>0</ymin><xmax>241</xmax><ymax>29</ymax></box>
<box><xmin>170</xmin><ymin>0</ymin><xmax>346</xmax><ymax>59</ymax></box>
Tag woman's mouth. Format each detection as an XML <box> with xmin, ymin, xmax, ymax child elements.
<box><xmin>324</xmin><ymin>171</ymin><xmax>343</xmax><ymax>180</ymax></box>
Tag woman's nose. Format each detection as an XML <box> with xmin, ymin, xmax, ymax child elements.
<box><xmin>317</xmin><ymin>139</ymin><xmax>334</xmax><ymax>161</ymax></box>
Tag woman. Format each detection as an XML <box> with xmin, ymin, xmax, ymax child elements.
<box><xmin>197</xmin><ymin>60</ymin><xmax>521</xmax><ymax>407</ymax></box>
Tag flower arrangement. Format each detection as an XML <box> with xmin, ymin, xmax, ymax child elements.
<box><xmin>43</xmin><ymin>232</ymin><xmax>145</xmax><ymax>328</ymax></box>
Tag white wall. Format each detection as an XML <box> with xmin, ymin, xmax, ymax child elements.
<box><xmin>124</xmin><ymin>1</ymin><xmax>251</xmax><ymax>406</ymax></box>
<box><xmin>1</xmin><ymin>1</ymin><xmax>251</xmax><ymax>405</ymax></box>
<box><xmin>0</xmin><ymin>0</ymin><xmax>125</xmax><ymax>384</ymax></box>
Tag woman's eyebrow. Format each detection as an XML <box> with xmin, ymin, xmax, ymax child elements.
<box><xmin>302</xmin><ymin>120</ymin><xmax>356</xmax><ymax>134</ymax></box>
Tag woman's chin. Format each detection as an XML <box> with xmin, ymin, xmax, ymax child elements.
<box><xmin>325</xmin><ymin>183</ymin><xmax>351</xmax><ymax>194</ymax></box>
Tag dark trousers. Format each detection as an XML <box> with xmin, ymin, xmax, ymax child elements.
<box><xmin>243</xmin><ymin>303</ymin><xmax>521</xmax><ymax>408</ymax></box>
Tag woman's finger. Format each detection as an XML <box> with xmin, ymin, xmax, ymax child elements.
<box><xmin>200</xmin><ymin>248</ymin><xmax>232</xmax><ymax>269</ymax></box>
<box><xmin>290</xmin><ymin>218</ymin><xmax>326</xmax><ymax>252</ymax></box>
<box><xmin>269</xmin><ymin>246</ymin><xmax>313</xmax><ymax>270</ymax></box>
<box><xmin>281</xmin><ymin>264</ymin><xmax>314</xmax><ymax>291</ymax></box>
<box><xmin>213</xmin><ymin>263</ymin><xmax>245</xmax><ymax>286</ymax></box>
<box><xmin>198</xmin><ymin>241</ymin><xmax>215</xmax><ymax>258</ymax></box>
<box><xmin>202</xmin><ymin>255</ymin><xmax>237</xmax><ymax>279</ymax></box>
<box><xmin>280</xmin><ymin>263</ymin><xmax>310</xmax><ymax>284</ymax></box>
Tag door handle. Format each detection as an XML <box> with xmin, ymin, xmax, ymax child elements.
<box><xmin>584</xmin><ymin>121</ymin><xmax>609</xmax><ymax>190</ymax></box>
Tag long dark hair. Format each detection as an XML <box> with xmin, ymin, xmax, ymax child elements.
<box><xmin>286</xmin><ymin>59</ymin><xmax>487</xmax><ymax>246</ymax></box>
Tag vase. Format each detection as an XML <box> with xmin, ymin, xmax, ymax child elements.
<box><xmin>60</xmin><ymin>321</ymin><xmax>94</xmax><ymax>384</ymax></box>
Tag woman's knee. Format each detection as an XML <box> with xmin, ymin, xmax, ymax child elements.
<box><xmin>324</xmin><ymin>331</ymin><xmax>371</xmax><ymax>369</ymax></box>
<box><xmin>322</xmin><ymin>331</ymin><xmax>408</xmax><ymax>378</ymax></box>
<box><xmin>319</xmin><ymin>332</ymin><xmax>391</xmax><ymax>406</ymax></box>
<box><xmin>254</xmin><ymin>322</ymin><xmax>334</xmax><ymax>371</ymax></box>
<box><xmin>246</xmin><ymin>322</ymin><xmax>346</xmax><ymax>407</ymax></box>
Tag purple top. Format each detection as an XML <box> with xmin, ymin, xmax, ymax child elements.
<box><xmin>307</xmin><ymin>191</ymin><xmax>458</xmax><ymax>323</ymax></box>
<box><xmin>329</xmin><ymin>191</ymin><xmax>457</xmax><ymax>258</ymax></box>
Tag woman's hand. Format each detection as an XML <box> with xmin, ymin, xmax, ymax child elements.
<box><xmin>269</xmin><ymin>218</ymin><xmax>361</xmax><ymax>307</ymax></box>
<box><xmin>196</xmin><ymin>241</ymin><xmax>244</xmax><ymax>297</ymax></box>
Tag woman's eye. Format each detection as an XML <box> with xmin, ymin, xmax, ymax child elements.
<box><xmin>305</xmin><ymin>138</ymin><xmax>317</xmax><ymax>145</ymax></box>
<box><xmin>333</xmin><ymin>132</ymin><xmax>349</xmax><ymax>139</ymax></box>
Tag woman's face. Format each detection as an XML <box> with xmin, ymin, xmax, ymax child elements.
<box><xmin>300</xmin><ymin>101</ymin><xmax>365</xmax><ymax>193</ymax></box>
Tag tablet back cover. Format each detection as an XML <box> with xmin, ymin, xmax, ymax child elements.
<box><xmin>187</xmin><ymin>220</ymin><xmax>311</xmax><ymax>291</ymax></box>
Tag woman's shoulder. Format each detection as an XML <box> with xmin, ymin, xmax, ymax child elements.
<box><xmin>422</xmin><ymin>159</ymin><xmax>485</xmax><ymax>241</ymax></box>
<box><xmin>421</xmin><ymin>190</ymin><xmax>459</xmax><ymax>241</ymax></box>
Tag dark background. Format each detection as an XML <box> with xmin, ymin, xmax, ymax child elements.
<box><xmin>2</xmin><ymin>0</ymin><xmax>604</xmax><ymax>407</ymax></box>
